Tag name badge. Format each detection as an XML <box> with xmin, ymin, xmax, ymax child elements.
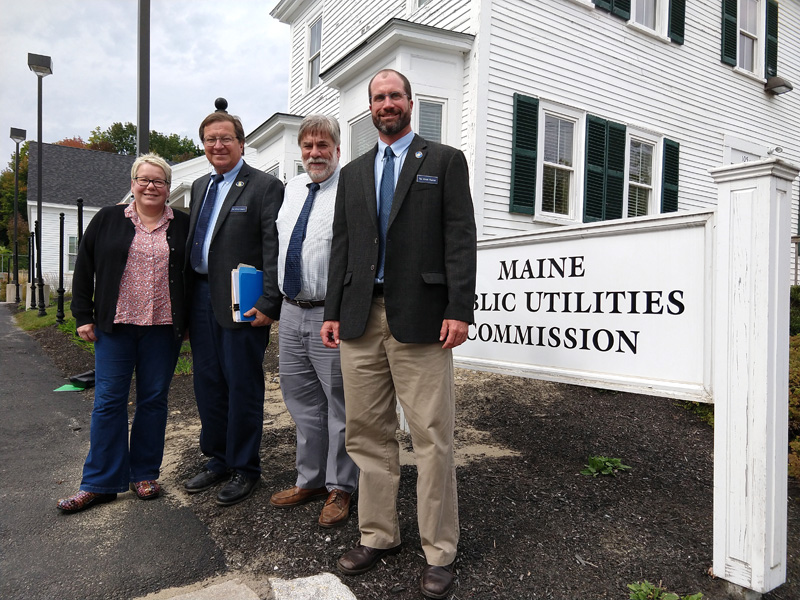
<box><xmin>417</xmin><ymin>175</ymin><xmax>438</xmax><ymax>184</ymax></box>
<box><xmin>230</xmin><ymin>206</ymin><xmax>247</xmax><ymax>213</ymax></box>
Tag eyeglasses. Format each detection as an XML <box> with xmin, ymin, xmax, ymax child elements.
<box><xmin>203</xmin><ymin>136</ymin><xmax>237</xmax><ymax>147</ymax></box>
<box><xmin>370</xmin><ymin>91</ymin><xmax>409</xmax><ymax>105</ymax></box>
<box><xmin>133</xmin><ymin>177</ymin><xmax>169</xmax><ymax>189</ymax></box>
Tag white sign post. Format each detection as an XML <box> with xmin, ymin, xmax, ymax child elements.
<box><xmin>454</xmin><ymin>158</ymin><xmax>797</xmax><ymax>594</ymax></box>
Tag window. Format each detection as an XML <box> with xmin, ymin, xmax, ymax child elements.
<box><xmin>296</xmin><ymin>162</ymin><xmax>306</xmax><ymax>176</ymax></box>
<box><xmin>350</xmin><ymin>114</ymin><xmax>377</xmax><ymax>160</ymax></box>
<box><xmin>594</xmin><ymin>0</ymin><xmax>685</xmax><ymax>44</ymax></box>
<box><xmin>266</xmin><ymin>164</ymin><xmax>279</xmax><ymax>179</ymax></box>
<box><xmin>542</xmin><ymin>114</ymin><xmax>576</xmax><ymax>216</ymax></box>
<box><xmin>510</xmin><ymin>93</ymin><xmax>680</xmax><ymax>222</ymax></box>
<box><xmin>721</xmin><ymin>0</ymin><xmax>780</xmax><ymax>78</ymax></box>
<box><xmin>739</xmin><ymin>0</ymin><xmax>759</xmax><ymax>72</ymax></box>
<box><xmin>627</xmin><ymin>139</ymin><xmax>655</xmax><ymax>217</ymax></box>
<box><xmin>417</xmin><ymin>99</ymin><xmax>444</xmax><ymax>144</ymax></box>
<box><xmin>68</xmin><ymin>236</ymin><xmax>78</xmax><ymax>271</ymax></box>
<box><xmin>633</xmin><ymin>0</ymin><xmax>656</xmax><ymax>29</ymax></box>
<box><xmin>308</xmin><ymin>17</ymin><xmax>322</xmax><ymax>89</ymax></box>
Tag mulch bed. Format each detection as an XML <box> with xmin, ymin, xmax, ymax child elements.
<box><xmin>28</xmin><ymin>318</ymin><xmax>800</xmax><ymax>600</ymax></box>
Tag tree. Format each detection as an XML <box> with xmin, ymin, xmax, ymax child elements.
<box><xmin>55</xmin><ymin>136</ymin><xmax>88</xmax><ymax>149</ymax></box>
<box><xmin>0</xmin><ymin>143</ymin><xmax>29</xmax><ymax>248</ymax></box>
<box><xmin>88</xmin><ymin>122</ymin><xmax>203</xmax><ymax>162</ymax></box>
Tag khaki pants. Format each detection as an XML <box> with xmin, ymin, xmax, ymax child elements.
<box><xmin>340</xmin><ymin>297</ymin><xmax>458</xmax><ymax>566</ymax></box>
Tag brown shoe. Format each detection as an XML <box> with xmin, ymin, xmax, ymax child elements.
<box><xmin>420</xmin><ymin>563</ymin><xmax>455</xmax><ymax>599</ymax></box>
<box><xmin>130</xmin><ymin>480</ymin><xmax>161</xmax><ymax>500</ymax></box>
<box><xmin>318</xmin><ymin>489</ymin><xmax>350</xmax><ymax>528</ymax></box>
<box><xmin>57</xmin><ymin>490</ymin><xmax>117</xmax><ymax>513</ymax></box>
<box><xmin>269</xmin><ymin>485</ymin><xmax>328</xmax><ymax>507</ymax></box>
<box><xmin>337</xmin><ymin>544</ymin><xmax>402</xmax><ymax>575</ymax></box>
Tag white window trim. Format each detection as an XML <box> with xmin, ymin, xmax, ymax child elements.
<box><xmin>415</xmin><ymin>95</ymin><xmax>447</xmax><ymax>143</ymax></box>
<box><xmin>305</xmin><ymin>12</ymin><xmax>323</xmax><ymax>92</ymax></box>
<box><xmin>407</xmin><ymin>0</ymin><xmax>432</xmax><ymax>15</ymax></box>
<box><xmin>564</xmin><ymin>0</ymin><xmax>596</xmax><ymax>10</ymax></box>
<box><xmin>295</xmin><ymin>161</ymin><xmax>306</xmax><ymax>176</ymax></box>
<box><xmin>626</xmin><ymin>0</ymin><xmax>672</xmax><ymax>42</ymax></box>
<box><xmin>623</xmin><ymin>128</ymin><xmax>662</xmax><ymax>219</ymax></box>
<box><xmin>67</xmin><ymin>235</ymin><xmax>78</xmax><ymax>273</ymax></box>
<box><xmin>534</xmin><ymin>101</ymin><xmax>585</xmax><ymax>226</ymax></box>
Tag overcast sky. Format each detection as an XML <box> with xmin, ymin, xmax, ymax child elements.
<box><xmin>0</xmin><ymin>0</ymin><xmax>290</xmax><ymax>165</ymax></box>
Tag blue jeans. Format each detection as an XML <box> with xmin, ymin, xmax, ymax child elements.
<box><xmin>80</xmin><ymin>325</ymin><xmax>181</xmax><ymax>494</ymax></box>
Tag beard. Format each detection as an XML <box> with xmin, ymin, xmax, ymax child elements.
<box><xmin>372</xmin><ymin>107</ymin><xmax>411</xmax><ymax>136</ymax></box>
<box><xmin>303</xmin><ymin>157</ymin><xmax>336</xmax><ymax>183</ymax></box>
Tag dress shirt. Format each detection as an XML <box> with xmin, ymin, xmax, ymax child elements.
<box><xmin>114</xmin><ymin>203</ymin><xmax>174</xmax><ymax>325</ymax></box>
<box><xmin>195</xmin><ymin>157</ymin><xmax>245</xmax><ymax>274</ymax></box>
<box><xmin>276</xmin><ymin>167</ymin><xmax>340</xmax><ymax>301</ymax></box>
<box><xmin>374</xmin><ymin>129</ymin><xmax>415</xmax><ymax>210</ymax></box>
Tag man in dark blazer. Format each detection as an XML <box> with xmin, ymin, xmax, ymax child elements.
<box><xmin>321</xmin><ymin>69</ymin><xmax>477</xmax><ymax>599</ymax></box>
<box><xmin>183</xmin><ymin>110</ymin><xmax>283</xmax><ymax>506</ymax></box>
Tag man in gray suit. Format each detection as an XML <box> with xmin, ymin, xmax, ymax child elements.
<box><xmin>269</xmin><ymin>115</ymin><xmax>358</xmax><ymax>527</ymax></box>
<box><xmin>321</xmin><ymin>69</ymin><xmax>477</xmax><ymax>599</ymax></box>
<box><xmin>183</xmin><ymin>110</ymin><xmax>283</xmax><ymax>507</ymax></box>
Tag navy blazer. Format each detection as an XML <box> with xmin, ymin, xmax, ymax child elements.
<box><xmin>186</xmin><ymin>161</ymin><xmax>284</xmax><ymax>329</ymax></box>
<box><xmin>324</xmin><ymin>134</ymin><xmax>477</xmax><ymax>343</ymax></box>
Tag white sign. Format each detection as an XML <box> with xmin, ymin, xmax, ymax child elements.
<box><xmin>456</xmin><ymin>212</ymin><xmax>714</xmax><ymax>401</ymax></box>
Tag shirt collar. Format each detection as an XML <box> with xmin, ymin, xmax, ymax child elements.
<box><xmin>213</xmin><ymin>158</ymin><xmax>244</xmax><ymax>182</ymax></box>
<box><xmin>377</xmin><ymin>130</ymin><xmax>415</xmax><ymax>158</ymax></box>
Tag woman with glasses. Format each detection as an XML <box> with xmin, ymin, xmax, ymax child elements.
<box><xmin>58</xmin><ymin>153</ymin><xmax>190</xmax><ymax>513</ymax></box>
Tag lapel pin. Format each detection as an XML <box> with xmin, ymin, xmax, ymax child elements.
<box><xmin>415</xmin><ymin>151</ymin><xmax>423</xmax><ymax>158</ymax></box>
<box><xmin>235</xmin><ymin>181</ymin><xmax>245</xmax><ymax>187</ymax></box>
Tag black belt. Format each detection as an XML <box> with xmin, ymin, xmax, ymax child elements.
<box><xmin>373</xmin><ymin>283</ymin><xmax>384</xmax><ymax>297</ymax></box>
<box><xmin>284</xmin><ymin>296</ymin><xmax>325</xmax><ymax>308</ymax></box>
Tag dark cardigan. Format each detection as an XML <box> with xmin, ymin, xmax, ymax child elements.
<box><xmin>71</xmin><ymin>204</ymin><xmax>190</xmax><ymax>340</ymax></box>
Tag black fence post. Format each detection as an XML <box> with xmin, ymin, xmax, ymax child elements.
<box><xmin>56</xmin><ymin>212</ymin><xmax>65</xmax><ymax>324</ymax></box>
<box><xmin>29</xmin><ymin>229</ymin><xmax>36</xmax><ymax>310</ymax></box>
<box><xmin>76</xmin><ymin>198</ymin><xmax>84</xmax><ymax>247</ymax></box>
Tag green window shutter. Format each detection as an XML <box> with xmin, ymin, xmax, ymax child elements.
<box><xmin>605</xmin><ymin>122</ymin><xmax>626</xmax><ymax>220</ymax></box>
<box><xmin>661</xmin><ymin>138</ymin><xmax>680</xmax><ymax>213</ymax></box>
<box><xmin>721</xmin><ymin>0</ymin><xmax>737</xmax><ymax>66</ymax></box>
<box><xmin>584</xmin><ymin>116</ymin><xmax>626</xmax><ymax>222</ymax></box>
<box><xmin>593</xmin><ymin>0</ymin><xmax>629</xmax><ymax>20</ymax></box>
<box><xmin>612</xmin><ymin>0</ymin><xmax>631</xmax><ymax>20</ymax></box>
<box><xmin>584</xmin><ymin>116</ymin><xmax>608</xmax><ymax>223</ymax></box>
<box><xmin>510</xmin><ymin>93</ymin><xmax>539</xmax><ymax>215</ymax></box>
<box><xmin>668</xmin><ymin>0</ymin><xmax>686</xmax><ymax>45</ymax></box>
<box><xmin>766</xmin><ymin>0</ymin><xmax>779</xmax><ymax>78</ymax></box>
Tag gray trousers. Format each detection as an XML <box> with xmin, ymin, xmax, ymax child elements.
<box><xmin>278</xmin><ymin>301</ymin><xmax>358</xmax><ymax>492</ymax></box>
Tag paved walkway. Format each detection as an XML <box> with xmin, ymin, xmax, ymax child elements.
<box><xmin>0</xmin><ymin>305</ymin><xmax>355</xmax><ymax>600</ymax></box>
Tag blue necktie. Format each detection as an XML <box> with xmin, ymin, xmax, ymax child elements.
<box><xmin>190</xmin><ymin>173</ymin><xmax>225</xmax><ymax>271</ymax></box>
<box><xmin>377</xmin><ymin>147</ymin><xmax>395</xmax><ymax>280</ymax></box>
<box><xmin>283</xmin><ymin>182</ymin><xmax>320</xmax><ymax>299</ymax></box>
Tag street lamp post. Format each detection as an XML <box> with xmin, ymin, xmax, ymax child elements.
<box><xmin>9</xmin><ymin>127</ymin><xmax>26</xmax><ymax>304</ymax></box>
<box><xmin>28</xmin><ymin>53</ymin><xmax>53</xmax><ymax>317</ymax></box>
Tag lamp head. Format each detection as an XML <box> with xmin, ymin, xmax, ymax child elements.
<box><xmin>27</xmin><ymin>53</ymin><xmax>53</xmax><ymax>77</ymax></box>
<box><xmin>10</xmin><ymin>127</ymin><xmax>26</xmax><ymax>144</ymax></box>
<box><xmin>765</xmin><ymin>76</ymin><xmax>793</xmax><ymax>95</ymax></box>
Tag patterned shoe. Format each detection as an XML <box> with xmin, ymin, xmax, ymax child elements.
<box><xmin>57</xmin><ymin>490</ymin><xmax>117</xmax><ymax>513</ymax></box>
<box><xmin>130</xmin><ymin>480</ymin><xmax>161</xmax><ymax>500</ymax></box>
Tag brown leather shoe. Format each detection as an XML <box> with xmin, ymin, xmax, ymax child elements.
<box><xmin>420</xmin><ymin>563</ymin><xmax>455</xmax><ymax>599</ymax></box>
<box><xmin>337</xmin><ymin>544</ymin><xmax>402</xmax><ymax>575</ymax></box>
<box><xmin>318</xmin><ymin>489</ymin><xmax>350</xmax><ymax>528</ymax></box>
<box><xmin>269</xmin><ymin>485</ymin><xmax>328</xmax><ymax>507</ymax></box>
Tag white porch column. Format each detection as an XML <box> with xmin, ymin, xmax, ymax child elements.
<box><xmin>710</xmin><ymin>158</ymin><xmax>797</xmax><ymax>593</ymax></box>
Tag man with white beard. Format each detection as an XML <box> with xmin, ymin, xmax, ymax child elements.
<box><xmin>269</xmin><ymin>115</ymin><xmax>358</xmax><ymax>528</ymax></box>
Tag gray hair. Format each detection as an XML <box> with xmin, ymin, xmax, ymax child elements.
<box><xmin>131</xmin><ymin>153</ymin><xmax>172</xmax><ymax>183</ymax></box>
<box><xmin>298</xmin><ymin>114</ymin><xmax>340</xmax><ymax>147</ymax></box>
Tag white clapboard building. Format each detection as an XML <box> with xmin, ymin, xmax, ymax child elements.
<box><xmin>234</xmin><ymin>0</ymin><xmax>799</xmax><ymax>276</ymax></box>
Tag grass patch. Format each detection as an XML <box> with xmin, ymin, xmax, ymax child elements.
<box><xmin>675</xmin><ymin>401</ymin><xmax>714</xmax><ymax>427</ymax></box>
<box><xmin>581</xmin><ymin>455</ymin><xmax>631</xmax><ymax>477</ymax></box>
<box><xmin>789</xmin><ymin>335</ymin><xmax>800</xmax><ymax>479</ymax></box>
<box><xmin>628</xmin><ymin>580</ymin><xmax>703</xmax><ymax>600</ymax></box>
